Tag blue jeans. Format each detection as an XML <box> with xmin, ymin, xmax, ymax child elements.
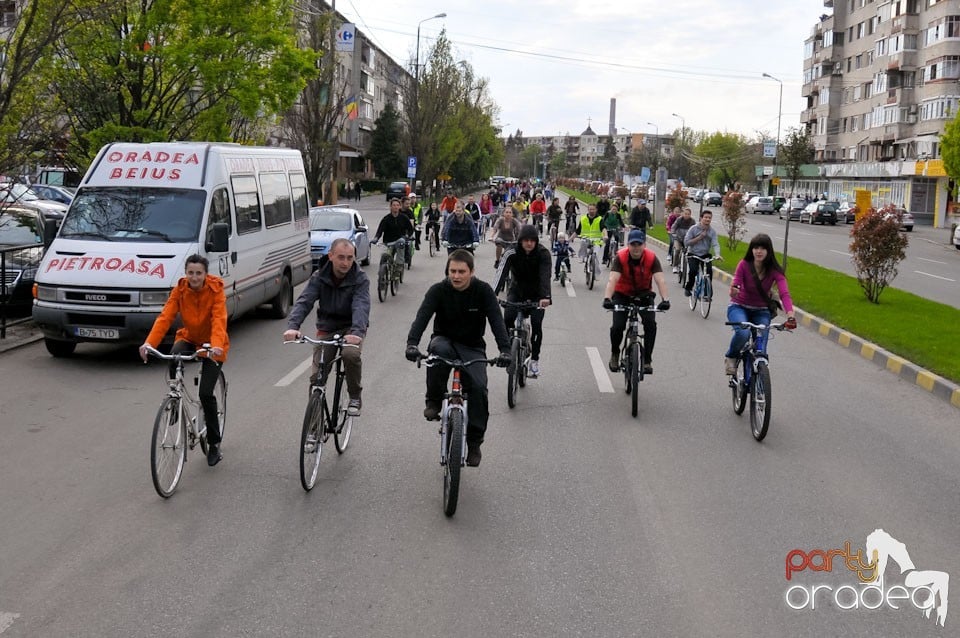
<box><xmin>725</xmin><ymin>304</ymin><xmax>771</xmax><ymax>358</ymax></box>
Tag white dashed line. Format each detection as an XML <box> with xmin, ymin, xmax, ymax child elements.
<box><xmin>565</xmin><ymin>281</ymin><xmax>577</xmax><ymax>297</ymax></box>
<box><xmin>275</xmin><ymin>357</ymin><xmax>313</xmax><ymax>387</ymax></box>
<box><xmin>586</xmin><ymin>347</ymin><xmax>615</xmax><ymax>393</ymax></box>
<box><xmin>829</xmin><ymin>249</ymin><xmax>851</xmax><ymax>257</ymax></box>
<box><xmin>918</xmin><ymin>257</ymin><xmax>947</xmax><ymax>265</ymax></box>
<box><xmin>914</xmin><ymin>271</ymin><xmax>955</xmax><ymax>282</ymax></box>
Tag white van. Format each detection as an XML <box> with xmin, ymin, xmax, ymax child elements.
<box><xmin>33</xmin><ymin>142</ymin><xmax>313</xmax><ymax>356</ymax></box>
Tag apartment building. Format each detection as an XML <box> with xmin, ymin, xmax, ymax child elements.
<box><xmin>800</xmin><ymin>0</ymin><xmax>960</xmax><ymax>226</ymax></box>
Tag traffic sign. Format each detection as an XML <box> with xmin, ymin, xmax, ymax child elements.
<box><xmin>336</xmin><ymin>23</ymin><xmax>355</xmax><ymax>52</ymax></box>
<box><xmin>407</xmin><ymin>156</ymin><xmax>417</xmax><ymax>179</ymax></box>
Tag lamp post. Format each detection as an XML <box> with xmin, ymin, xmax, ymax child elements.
<box><xmin>647</xmin><ymin>122</ymin><xmax>661</xmax><ymax>223</ymax></box>
<box><xmin>671</xmin><ymin>112</ymin><xmax>685</xmax><ymax>180</ymax></box>
<box><xmin>762</xmin><ymin>73</ymin><xmax>783</xmax><ymax>195</ymax></box>
<box><xmin>415</xmin><ymin>13</ymin><xmax>446</xmax><ymax>84</ymax></box>
<box><xmin>412</xmin><ymin>13</ymin><xmax>446</xmax><ymax>190</ymax></box>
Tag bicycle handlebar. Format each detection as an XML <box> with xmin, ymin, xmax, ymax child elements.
<box><xmin>142</xmin><ymin>343</ymin><xmax>211</xmax><ymax>361</ymax></box>
<box><xmin>283</xmin><ymin>334</ymin><xmax>361</xmax><ymax>348</ymax></box>
<box><xmin>685</xmin><ymin>254</ymin><xmax>721</xmax><ymax>263</ymax></box>
<box><xmin>608</xmin><ymin>305</ymin><xmax>665</xmax><ymax>313</ymax></box>
<box><xmin>441</xmin><ymin>241</ymin><xmax>478</xmax><ymax>249</ymax></box>
<box><xmin>411</xmin><ymin>351</ymin><xmax>497</xmax><ymax>369</ymax></box>
<box><xmin>499</xmin><ymin>300</ymin><xmax>541</xmax><ymax>310</ymax></box>
<box><xmin>724</xmin><ymin>321</ymin><xmax>793</xmax><ymax>331</ymax></box>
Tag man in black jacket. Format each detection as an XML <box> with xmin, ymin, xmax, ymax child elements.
<box><xmin>284</xmin><ymin>239</ymin><xmax>370</xmax><ymax>415</ymax></box>
<box><xmin>629</xmin><ymin>199</ymin><xmax>652</xmax><ymax>231</ymax></box>
<box><xmin>493</xmin><ymin>224</ymin><xmax>552</xmax><ymax>377</ymax></box>
<box><xmin>406</xmin><ymin>250</ymin><xmax>511</xmax><ymax>467</ymax></box>
<box><xmin>374</xmin><ymin>198</ymin><xmax>415</xmax><ymax>265</ymax></box>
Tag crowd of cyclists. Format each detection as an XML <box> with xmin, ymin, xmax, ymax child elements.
<box><xmin>142</xmin><ymin>180</ymin><xmax>797</xmax><ymax>469</ymax></box>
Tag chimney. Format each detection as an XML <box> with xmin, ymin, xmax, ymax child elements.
<box><xmin>609</xmin><ymin>98</ymin><xmax>617</xmax><ymax>138</ymax></box>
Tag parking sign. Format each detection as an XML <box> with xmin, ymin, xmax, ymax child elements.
<box><xmin>407</xmin><ymin>156</ymin><xmax>417</xmax><ymax>179</ymax></box>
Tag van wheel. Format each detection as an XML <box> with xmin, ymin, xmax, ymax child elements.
<box><xmin>45</xmin><ymin>338</ymin><xmax>76</xmax><ymax>357</ymax></box>
<box><xmin>269</xmin><ymin>274</ymin><xmax>292</xmax><ymax>319</ymax></box>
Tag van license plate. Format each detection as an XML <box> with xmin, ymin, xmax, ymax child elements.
<box><xmin>75</xmin><ymin>327</ymin><xmax>119</xmax><ymax>339</ymax></box>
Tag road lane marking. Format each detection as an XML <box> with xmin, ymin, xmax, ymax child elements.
<box><xmin>829</xmin><ymin>249</ymin><xmax>851</xmax><ymax>257</ymax></box>
<box><xmin>565</xmin><ymin>280</ymin><xmax>577</xmax><ymax>297</ymax></box>
<box><xmin>586</xmin><ymin>347</ymin><xmax>614</xmax><ymax>393</ymax></box>
<box><xmin>0</xmin><ymin>613</ymin><xmax>20</xmax><ymax>634</ymax></box>
<box><xmin>914</xmin><ymin>270</ymin><xmax>955</xmax><ymax>282</ymax></box>
<box><xmin>276</xmin><ymin>357</ymin><xmax>313</xmax><ymax>387</ymax></box>
<box><xmin>918</xmin><ymin>257</ymin><xmax>947</xmax><ymax>265</ymax></box>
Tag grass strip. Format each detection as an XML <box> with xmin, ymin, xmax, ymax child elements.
<box><xmin>558</xmin><ymin>187</ymin><xmax>958</xmax><ymax>383</ymax></box>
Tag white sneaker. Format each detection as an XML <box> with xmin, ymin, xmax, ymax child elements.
<box><xmin>724</xmin><ymin>357</ymin><xmax>738</xmax><ymax>375</ymax></box>
<box><xmin>672</xmin><ymin>266</ymin><xmax>679</xmax><ymax>274</ymax></box>
<box><xmin>528</xmin><ymin>360</ymin><xmax>540</xmax><ymax>377</ymax></box>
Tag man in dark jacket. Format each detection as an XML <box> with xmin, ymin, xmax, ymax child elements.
<box><xmin>493</xmin><ymin>224</ymin><xmax>552</xmax><ymax>377</ymax></box>
<box><xmin>406</xmin><ymin>249</ymin><xmax>511</xmax><ymax>467</ymax></box>
<box><xmin>284</xmin><ymin>238</ymin><xmax>371</xmax><ymax>415</ymax></box>
<box><xmin>441</xmin><ymin>201</ymin><xmax>479</xmax><ymax>253</ymax></box>
<box><xmin>629</xmin><ymin>199</ymin><xmax>652</xmax><ymax>231</ymax></box>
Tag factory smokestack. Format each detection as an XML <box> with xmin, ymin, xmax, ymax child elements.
<box><xmin>609</xmin><ymin>98</ymin><xmax>616</xmax><ymax>138</ymax></box>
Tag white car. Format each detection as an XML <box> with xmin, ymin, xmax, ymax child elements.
<box><xmin>954</xmin><ymin>223</ymin><xmax>960</xmax><ymax>250</ymax></box>
<box><xmin>745</xmin><ymin>196</ymin><xmax>774</xmax><ymax>214</ymax></box>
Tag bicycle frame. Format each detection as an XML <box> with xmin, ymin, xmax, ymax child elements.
<box><xmin>145</xmin><ymin>345</ymin><xmax>209</xmax><ymax>445</ymax></box>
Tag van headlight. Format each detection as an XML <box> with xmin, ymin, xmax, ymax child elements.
<box><xmin>141</xmin><ymin>290</ymin><xmax>170</xmax><ymax>305</ymax></box>
<box><xmin>36</xmin><ymin>285</ymin><xmax>56</xmax><ymax>301</ymax></box>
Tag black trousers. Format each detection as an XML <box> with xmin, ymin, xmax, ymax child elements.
<box><xmin>425</xmin><ymin>337</ymin><xmax>489</xmax><ymax>445</ymax></box>
<box><xmin>684</xmin><ymin>255</ymin><xmax>713</xmax><ymax>291</ymax></box>
<box><xmin>170</xmin><ymin>340</ymin><xmax>223</xmax><ymax>445</ymax></box>
<box><xmin>609</xmin><ymin>292</ymin><xmax>657</xmax><ymax>364</ymax></box>
<box><xmin>502</xmin><ymin>294</ymin><xmax>545</xmax><ymax>360</ymax></box>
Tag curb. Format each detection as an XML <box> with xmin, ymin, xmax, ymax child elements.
<box><xmin>0</xmin><ymin>321</ymin><xmax>44</xmax><ymax>354</ymax></box>
<box><xmin>648</xmin><ymin>237</ymin><xmax>960</xmax><ymax>411</ymax></box>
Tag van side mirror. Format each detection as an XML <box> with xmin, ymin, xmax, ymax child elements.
<box><xmin>206</xmin><ymin>222</ymin><xmax>229</xmax><ymax>253</ymax></box>
<box><xmin>43</xmin><ymin>218</ymin><xmax>58</xmax><ymax>248</ymax></box>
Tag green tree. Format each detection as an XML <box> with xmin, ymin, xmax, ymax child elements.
<box><xmin>366</xmin><ymin>103</ymin><xmax>404</xmax><ymax>179</ymax></box>
<box><xmin>778</xmin><ymin>127</ymin><xmax>815</xmax><ymax>271</ymax></box>
<box><xmin>519</xmin><ymin>144</ymin><xmax>542</xmax><ymax>179</ymax></box>
<box><xmin>42</xmin><ymin>0</ymin><xmax>317</xmax><ymax>167</ymax></box>
<box><xmin>941</xmin><ymin>109</ymin><xmax>960</xmax><ymax>200</ymax></box>
<box><xmin>695</xmin><ymin>132</ymin><xmax>751</xmax><ymax>190</ymax></box>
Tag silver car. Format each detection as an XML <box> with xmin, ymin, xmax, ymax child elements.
<box><xmin>745</xmin><ymin>196</ymin><xmax>774</xmax><ymax>214</ymax></box>
<box><xmin>308</xmin><ymin>206</ymin><xmax>371</xmax><ymax>268</ymax></box>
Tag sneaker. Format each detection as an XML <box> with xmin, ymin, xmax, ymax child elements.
<box><xmin>347</xmin><ymin>398</ymin><xmax>361</xmax><ymax>416</ymax></box>
<box><xmin>528</xmin><ymin>360</ymin><xmax>540</xmax><ymax>377</ymax></box>
<box><xmin>724</xmin><ymin>357</ymin><xmax>738</xmax><ymax>375</ymax></box>
<box><xmin>608</xmin><ymin>354</ymin><xmax>619</xmax><ymax>372</ymax></box>
<box><xmin>303</xmin><ymin>434</ymin><xmax>318</xmax><ymax>453</ymax></box>
<box><xmin>683</xmin><ymin>289</ymin><xmax>692</xmax><ymax>297</ymax></box>
<box><xmin>424</xmin><ymin>400</ymin><xmax>441</xmax><ymax>421</ymax></box>
<box><xmin>206</xmin><ymin>443</ymin><xmax>222</xmax><ymax>467</ymax></box>
<box><xmin>643</xmin><ymin>363</ymin><xmax>653</xmax><ymax>375</ymax></box>
<box><xmin>672</xmin><ymin>267</ymin><xmax>679</xmax><ymax>274</ymax></box>
<box><xmin>466</xmin><ymin>443</ymin><xmax>482</xmax><ymax>467</ymax></box>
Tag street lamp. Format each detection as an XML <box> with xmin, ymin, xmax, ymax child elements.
<box><xmin>412</xmin><ymin>13</ymin><xmax>446</xmax><ymax>191</ymax></box>
<box><xmin>415</xmin><ymin>13</ymin><xmax>446</xmax><ymax>84</ymax></box>
<box><xmin>670</xmin><ymin>112</ymin><xmax>685</xmax><ymax>145</ymax></box>
<box><xmin>762</xmin><ymin>73</ymin><xmax>783</xmax><ymax>194</ymax></box>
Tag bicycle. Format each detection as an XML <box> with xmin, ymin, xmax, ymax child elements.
<box><xmin>556</xmin><ymin>252</ymin><xmax>572</xmax><ymax>288</ymax></box>
<box><xmin>673</xmin><ymin>241</ymin><xmax>687</xmax><ymax>285</ymax></box>
<box><xmin>606</xmin><ymin>230</ymin><xmax>622</xmax><ymax>270</ymax></box>
<box><xmin>686</xmin><ymin>254</ymin><xmax>717</xmax><ymax>319</ymax></box>
<box><xmin>425</xmin><ymin>222</ymin><xmax>440</xmax><ymax>258</ymax></box>
<box><xmin>284</xmin><ymin>334</ymin><xmax>357</xmax><ymax>490</ymax></box>
<box><xmin>143</xmin><ymin>344</ymin><xmax>228</xmax><ymax>498</ymax></box>
<box><xmin>606</xmin><ymin>301</ymin><xmax>664</xmax><ymax>418</ymax></box>
<box><xmin>411</xmin><ymin>350</ymin><xmax>498</xmax><ymax>516</ymax></box>
<box><xmin>375</xmin><ymin>238</ymin><xmax>406</xmax><ymax>302</ymax></box>
<box><xmin>499</xmin><ymin>300</ymin><xmax>538</xmax><ymax>408</ymax></box>
<box><xmin>442</xmin><ymin>240</ymin><xmax>478</xmax><ymax>255</ymax></box>
<box><xmin>547</xmin><ymin>219</ymin><xmax>560</xmax><ymax>245</ymax></box>
<box><xmin>725</xmin><ymin>320</ymin><xmax>792</xmax><ymax>441</ymax></box>
<box><xmin>582</xmin><ymin>238</ymin><xmax>602</xmax><ymax>290</ymax></box>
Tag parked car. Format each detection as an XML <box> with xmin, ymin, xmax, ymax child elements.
<box><xmin>690</xmin><ymin>188</ymin><xmax>703</xmax><ymax>203</ymax></box>
<box><xmin>780</xmin><ymin>198</ymin><xmax>805</xmax><ymax>220</ymax></box>
<box><xmin>884</xmin><ymin>206</ymin><xmax>914</xmax><ymax>232</ymax></box>
<box><xmin>0</xmin><ymin>206</ymin><xmax>53</xmax><ymax>316</ymax></box>
<box><xmin>800</xmin><ymin>201</ymin><xmax>838</xmax><ymax>225</ymax></box>
<box><xmin>385</xmin><ymin>181</ymin><xmax>408</xmax><ymax>201</ymax></box>
<box><xmin>29</xmin><ymin>184</ymin><xmax>75</xmax><ymax>205</ymax></box>
<box><xmin>0</xmin><ymin>182</ymin><xmax>68</xmax><ymax>219</ymax></box>
<box><xmin>702</xmin><ymin>191</ymin><xmax>722</xmax><ymax>206</ymax></box>
<box><xmin>837</xmin><ymin>201</ymin><xmax>857</xmax><ymax>224</ymax></box>
<box><xmin>743</xmin><ymin>191</ymin><xmax>762</xmax><ymax>203</ymax></box>
<box><xmin>772</xmin><ymin>196</ymin><xmax>786</xmax><ymax>212</ymax></box>
<box><xmin>953</xmin><ymin>223</ymin><xmax>960</xmax><ymax>250</ymax></box>
<box><xmin>308</xmin><ymin>205</ymin><xmax>371</xmax><ymax>268</ymax></box>
<box><xmin>745</xmin><ymin>196</ymin><xmax>774</xmax><ymax>214</ymax></box>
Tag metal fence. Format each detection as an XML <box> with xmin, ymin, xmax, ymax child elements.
<box><xmin>1</xmin><ymin>242</ymin><xmax>43</xmax><ymax>339</ymax></box>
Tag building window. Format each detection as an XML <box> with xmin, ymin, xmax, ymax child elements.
<box><xmin>926</xmin><ymin>16</ymin><xmax>960</xmax><ymax>46</ymax></box>
<box><xmin>919</xmin><ymin>95</ymin><xmax>960</xmax><ymax>120</ymax></box>
<box><xmin>804</xmin><ymin>41</ymin><xmax>814</xmax><ymax>59</ymax></box>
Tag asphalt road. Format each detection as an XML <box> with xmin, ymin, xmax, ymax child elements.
<box><xmin>0</xmin><ymin>195</ymin><xmax>957</xmax><ymax>637</ymax></box>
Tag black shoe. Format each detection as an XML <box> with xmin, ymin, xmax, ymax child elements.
<box><xmin>608</xmin><ymin>354</ymin><xmax>619</xmax><ymax>372</ymax></box>
<box><xmin>466</xmin><ymin>443</ymin><xmax>482</xmax><ymax>467</ymax></box>
<box><xmin>424</xmin><ymin>400</ymin><xmax>441</xmax><ymax>421</ymax></box>
<box><xmin>643</xmin><ymin>363</ymin><xmax>653</xmax><ymax>375</ymax></box>
<box><xmin>207</xmin><ymin>443</ymin><xmax>222</xmax><ymax>466</ymax></box>
<box><xmin>683</xmin><ymin>289</ymin><xmax>692</xmax><ymax>297</ymax></box>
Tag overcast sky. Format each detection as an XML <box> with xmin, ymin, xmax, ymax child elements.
<box><xmin>337</xmin><ymin>0</ymin><xmax>830</xmax><ymax>141</ymax></box>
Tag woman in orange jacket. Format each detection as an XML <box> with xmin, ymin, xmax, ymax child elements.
<box><xmin>140</xmin><ymin>254</ymin><xmax>230</xmax><ymax>466</ymax></box>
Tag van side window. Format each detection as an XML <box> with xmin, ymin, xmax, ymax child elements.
<box><xmin>207</xmin><ymin>188</ymin><xmax>232</xmax><ymax>240</ymax></box>
<box><xmin>260</xmin><ymin>173</ymin><xmax>291</xmax><ymax>228</ymax></box>
<box><xmin>232</xmin><ymin>175</ymin><xmax>262</xmax><ymax>235</ymax></box>
<box><xmin>290</xmin><ymin>173</ymin><xmax>309</xmax><ymax>221</ymax></box>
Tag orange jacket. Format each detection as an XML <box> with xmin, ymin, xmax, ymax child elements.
<box><xmin>146</xmin><ymin>275</ymin><xmax>230</xmax><ymax>362</ymax></box>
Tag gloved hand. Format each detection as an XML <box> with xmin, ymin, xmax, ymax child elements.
<box><xmin>496</xmin><ymin>351</ymin><xmax>511</xmax><ymax>368</ymax></box>
<box><xmin>602</xmin><ymin>298</ymin><xmax>614</xmax><ymax>310</ymax></box>
<box><xmin>783</xmin><ymin>317</ymin><xmax>797</xmax><ymax>330</ymax></box>
<box><xmin>405</xmin><ymin>345</ymin><xmax>420</xmax><ymax>362</ymax></box>
<box><xmin>657</xmin><ymin>300</ymin><xmax>671</xmax><ymax>311</ymax></box>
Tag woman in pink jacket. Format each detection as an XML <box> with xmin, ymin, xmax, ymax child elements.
<box><xmin>724</xmin><ymin>234</ymin><xmax>796</xmax><ymax>375</ymax></box>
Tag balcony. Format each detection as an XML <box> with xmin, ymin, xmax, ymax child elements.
<box><xmin>890</xmin><ymin>14</ymin><xmax>919</xmax><ymax>34</ymax></box>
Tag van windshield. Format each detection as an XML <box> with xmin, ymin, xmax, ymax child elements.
<box><xmin>59</xmin><ymin>187</ymin><xmax>206</xmax><ymax>242</ymax></box>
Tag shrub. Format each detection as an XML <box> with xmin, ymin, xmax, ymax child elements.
<box><xmin>666</xmin><ymin>184</ymin><xmax>687</xmax><ymax>211</ymax></box>
<box><xmin>720</xmin><ymin>191</ymin><xmax>748</xmax><ymax>251</ymax></box>
<box><xmin>849</xmin><ymin>204</ymin><xmax>908</xmax><ymax>303</ymax></box>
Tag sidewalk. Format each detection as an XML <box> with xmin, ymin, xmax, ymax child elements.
<box><xmin>0</xmin><ymin>319</ymin><xmax>43</xmax><ymax>354</ymax></box>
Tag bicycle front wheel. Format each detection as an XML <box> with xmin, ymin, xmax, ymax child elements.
<box><xmin>629</xmin><ymin>342</ymin><xmax>640</xmax><ymax>418</ymax></box>
<box><xmin>443</xmin><ymin>408</ymin><xmax>464</xmax><ymax>517</ymax></box>
<box><xmin>507</xmin><ymin>338</ymin><xmax>520</xmax><ymax>408</ymax></box>
<box><xmin>586</xmin><ymin>256</ymin><xmax>596</xmax><ymax>290</ymax></box>
<box><xmin>731</xmin><ymin>358</ymin><xmax>748</xmax><ymax>415</ymax></box>
<box><xmin>334</xmin><ymin>384</ymin><xmax>353</xmax><ymax>454</ymax></box>
<box><xmin>151</xmin><ymin>396</ymin><xmax>186</xmax><ymax>498</ymax></box>
<box><xmin>700</xmin><ymin>278</ymin><xmax>712</xmax><ymax>319</ymax></box>
<box><xmin>300</xmin><ymin>392</ymin><xmax>324</xmax><ymax>491</ymax></box>
<box><xmin>750</xmin><ymin>362</ymin><xmax>772</xmax><ymax>441</ymax></box>
<box><xmin>689</xmin><ymin>278</ymin><xmax>698</xmax><ymax>311</ymax></box>
<box><xmin>428</xmin><ymin>233</ymin><xmax>436</xmax><ymax>257</ymax></box>
<box><xmin>390</xmin><ymin>265</ymin><xmax>398</xmax><ymax>296</ymax></box>
<box><xmin>377</xmin><ymin>261</ymin><xmax>388</xmax><ymax>302</ymax></box>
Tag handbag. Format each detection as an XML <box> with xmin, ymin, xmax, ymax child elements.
<box><xmin>749</xmin><ymin>265</ymin><xmax>782</xmax><ymax>318</ymax></box>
